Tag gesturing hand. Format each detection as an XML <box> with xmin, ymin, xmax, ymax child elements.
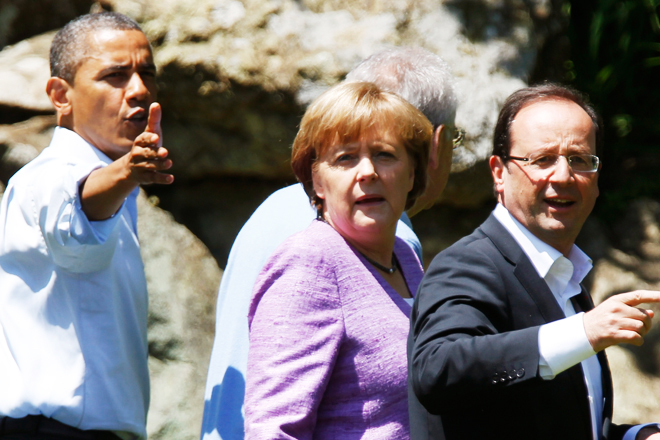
<box><xmin>127</xmin><ymin>102</ymin><xmax>173</xmax><ymax>185</ymax></box>
<box><xmin>583</xmin><ymin>290</ymin><xmax>660</xmax><ymax>353</ymax></box>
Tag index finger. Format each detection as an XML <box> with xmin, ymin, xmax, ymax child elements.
<box><xmin>616</xmin><ymin>290</ymin><xmax>660</xmax><ymax>307</ymax></box>
<box><xmin>146</xmin><ymin>102</ymin><xmax>162</xmax><ymax>135</ymax></box>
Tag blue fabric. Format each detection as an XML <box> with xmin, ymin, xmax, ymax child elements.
<box><xmin>200</xmin><ymin>183</ymin><xmax>422</xmax><ymax>440</ymax></box>
<box><xmin>622</xmin><ymin>424</ymin><xmax>660</xmax><ymax>440</ymax></box>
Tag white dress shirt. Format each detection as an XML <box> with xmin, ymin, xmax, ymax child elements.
<box><xmin>494</xmin><ymin>204</ymin><xmax>603</xmax><ymax>440</ymax></box>
<box><xmin>0</xmin><ymin>127</ymin><xmax>149</xmax><ymax>439</ymax></box>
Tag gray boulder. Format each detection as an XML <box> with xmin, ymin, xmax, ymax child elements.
<box><xmin>0</xmin><ymin>32</ymin><xmax>55</xmax><ymax>114</ymax></box>
<box><xmin>103</xmin><ymin>0</ymin><xmax>561</xmax><ymax>204</ymax></box>
<box><xmin>139</xmin><ymin>191</ymin><xmax>221</xmax><ymax>440</ymax></box>
<box><xmin>0</xmin><ymin>0</ymin><xmax>93</xmax><ymax>49</ymax></box>
<box><xmin>589</xmin><ymin>199</ymin><xmax>660</xmax><ymax>426</ymax></box>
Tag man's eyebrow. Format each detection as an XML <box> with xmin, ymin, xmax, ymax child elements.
<box><xmin>100</xmin><ymin>63</ymin><xmax>157</xmax><ymax>73</ymax></box>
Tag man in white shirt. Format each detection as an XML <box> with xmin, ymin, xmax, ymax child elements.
<box><xmin>409</xmin><ymin>83</ymin><xmax>660</xmax><ymax>440</ymax></box>
<box><xmin>0</xmin><ymin>12</ymin><xmax>172</xmax><ymax>440</ymax></box>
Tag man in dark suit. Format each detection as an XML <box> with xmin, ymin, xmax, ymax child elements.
<box><xmin>408</xmin><ymin>83</ymin><xmax>660</xmax><ymax>440</ymax></box>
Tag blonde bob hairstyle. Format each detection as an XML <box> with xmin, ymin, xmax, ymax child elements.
<box><xmin>291</xmin><ymin>81</ymin><xmax>432</xmax><ymax>213</ymax></box>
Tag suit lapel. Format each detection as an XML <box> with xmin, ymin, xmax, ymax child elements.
<box><xmin>480</xmin><ymin>214</ymin><xmax>566</xmax><ymax>323</ymax></box>
<box><xmin>481</xmin><ymin>214</ymin><xmax>612</xmax><ymax>439</ymax></box>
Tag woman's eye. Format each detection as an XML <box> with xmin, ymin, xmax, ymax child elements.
<box><xmin>336</xmin><ymin>154</ymin><xmax>354</xmax><ymax>162</ymax></box>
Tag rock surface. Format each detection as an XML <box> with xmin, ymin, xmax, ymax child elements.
<box><xmin>138</xmin><ymin>192</ymin><xmax>221</xmax><ymax>440</ymax></box>
<box><xmin>0</xmin><ymin>0</ymin><xmax>93</xmax><ymax>49</ymax></box>
<box><xmin>589</xmin><ymin>199</ymin><xmax>660</xmax><ymax>425</ymax></box>
<box><xmin>98</xmin><ymin>0</ymin><xmax>564</xmax><ymax>199</ymax></box>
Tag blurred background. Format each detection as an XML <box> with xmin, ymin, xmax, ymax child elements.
<box><xmin>0</xmin><ymin>0</ymin><xmax>658</xmax><ymax>439</ymax></box>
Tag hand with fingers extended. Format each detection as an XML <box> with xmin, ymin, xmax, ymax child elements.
<box><xmin>583</xmin><ymin>290</ymin><xmax>660</xmax><ymax>353</ymax></box>
<box><xmin>125</xmin><ymin>102</ymin><xmax>173</xmax><ymax>185</ymax></box>
<box><xmin>80</xmin><ymin>102</ymin><xmax>174</xmax><ymax>220</ymax></box>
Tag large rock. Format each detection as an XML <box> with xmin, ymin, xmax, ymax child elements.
<box><xmin>0</xmin><ymin>32</ymin><xmax>55</xmax><ymax>121</ymax></box>
<box><xmin>589</xmin><ymin>199</ymin><xmax>660</xmax><ymax>425</ymax></box>
<box><xmin>97</xmin><ymin>0</ymin><xmax>566</xmax><ymax>204</ymax></box>
<box><xmin>0</xmin><ymin>0</ymin><xmax>93</xmax><ymax>49</ymax></box>
<box><xmin>0</xmin><ymin>116</ymin><xmax>55</xmax><ymax>181</ymax></box>
<box><xmin>138</xmin><ymin>191</ymin><xmax>221</xmax><ymax>440</ymax></box>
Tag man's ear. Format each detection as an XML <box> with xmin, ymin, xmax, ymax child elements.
<box><xmin>489</xmin><ymin>155</ymin><xmax>506</xmax><ymax>196</ymax></box>
<box><xmin>428</xmin><ymin>125</ymin><xmax>445</xmax><ymax>170</ymax></box>
<box><xmin>46</xmin><ymin>77</ymin><xmax>73</xmax><ymax>116</ymax></box>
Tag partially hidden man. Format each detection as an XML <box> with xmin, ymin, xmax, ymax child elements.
<box><xmin>0</xmin><ymin>12</ymin><xmax>173</xmax><ymax>440</ymax></box>
<box><xmin>408</xmin><ymin>84</ymin><xmax>660</xmax><ymax>440</ymax></box>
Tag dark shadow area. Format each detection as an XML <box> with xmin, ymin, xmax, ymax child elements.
<box><xmin>0</xmin><ymin>0</ymin><xmax>94</xmax><ymax>49</ymax></box>
<box><xmin>146</xmin><ymin>177</ymin><xmax>294</xmax><ymax>268</ymax></box>
<box><xmin>0</xmin><ymin>106</ymin><xmax>53</xmax><ymax>125</ymax></box>
<box><xmin>411</xmin><ymin>200</ymin><xmax>496</xmax><ymax>269</ymax></box>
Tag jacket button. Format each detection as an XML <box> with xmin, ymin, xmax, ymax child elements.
<box><xmin>516</xmin><ymin>368</ymin><xmax>525</xmax><ymax>378</ymax></box>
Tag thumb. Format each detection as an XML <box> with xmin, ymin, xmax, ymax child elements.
<box><xmin>146</xmin><ymin>102</ymin><xmax>162</xmax><ymax>135</ymax></box>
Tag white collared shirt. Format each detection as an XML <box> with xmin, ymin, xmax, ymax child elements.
<box><xmin>0</xmin><ymin>127</ymin><xmax>148</xmax><ymax>439</ymax></box>
<box><xmin>493</xmin><ymin>203</ymin><xmax>602</xmax><ymax>440</ymax></box>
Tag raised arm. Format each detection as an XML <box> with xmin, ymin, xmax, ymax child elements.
<box><xmin>80</xmin><ymin>102</ymin><xmax>173</xmax><ymax>220</ymax></box>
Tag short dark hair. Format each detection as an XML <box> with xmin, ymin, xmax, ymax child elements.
<box><xmin>291</xmin><ymin>81</ymin><xmax>432</xmax><ymax>212</ymax></box>
<box><xmin>50</xmin><ymin>12</ymin><xmax>144</xmax><ymax>84</ymax></box>
<box><xmin>492</xmin><ymin>83</ymin><xmax>602</xmax><ymax>158</ymax></box>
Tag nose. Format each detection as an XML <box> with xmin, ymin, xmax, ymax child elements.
<box><xmin>356</xmin><ymin>156</ymin><xmax>377</xmax><ymax>181</ymax></box>
<box><xmin>125</xmin><ymin>72</ymin><xmax>150</xmax><ymax>102</ymax></box>
<box><xmin>548</xmin><ymin>155</ymin><xmax>574</xmax><ymax>184</ymax></box>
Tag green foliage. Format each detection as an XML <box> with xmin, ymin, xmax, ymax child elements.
<box><xmin>567</xmin><ymin>0</ymin><xmax>660</xmax><ymax>222</ymax></box>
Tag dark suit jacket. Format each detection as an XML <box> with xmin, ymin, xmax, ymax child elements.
<box><xmin>408</xmin><ymin>214</ymin><xmax>630</xmax><ymax>440</ymax></box>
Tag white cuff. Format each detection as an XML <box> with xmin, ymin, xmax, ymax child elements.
<box><xmin>538</xmin><ymin>312</ymin><xmax>596</xmax><ymax>379</ymax></box>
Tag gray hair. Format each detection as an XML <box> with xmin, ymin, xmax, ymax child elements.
<box><xmin>346</xmin><ymin>47</ymin><xmax>457</xmax><ymax>128</ymax></box>
<box><xmin>50</xmin><ymin>12</ymin><xmax>144</xmax><ymax>84</ymax></box>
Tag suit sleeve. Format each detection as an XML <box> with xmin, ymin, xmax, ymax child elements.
<box><xmin>244</xmin><ymin>243</ymin><xmax>344</xmax><ymax>440</ymax></box>
<box><xmin>409</xmin><ymin>240</ymin><xmax>541</xmax><ymax>414</ymax></box>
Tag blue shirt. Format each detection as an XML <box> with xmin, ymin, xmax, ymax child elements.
<box><xmin>201</xmin><ymin>183</ymin><xmax>421</xmax><ymax>440</ymax></box>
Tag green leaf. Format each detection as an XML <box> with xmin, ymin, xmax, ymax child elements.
<box><xmin>643</xmin><ymin>56</ymin><xmax>660</xmax><ymax>66</ymax></box>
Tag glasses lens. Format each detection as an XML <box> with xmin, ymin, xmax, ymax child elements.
<box><xmin>525</xmin><ymin>153</ymin><xmax>599</xmax><ymax>173</ymax></box>
<box><xmin>528</xmin><ymin>153</ymin><xmax>558</xmax><ymax>170</ymax></box>
<box><xmin>568</xmin><ymin>155</ymin><xmax>599</xmax><ymax>172</ymax></box>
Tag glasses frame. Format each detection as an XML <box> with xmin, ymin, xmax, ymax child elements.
<box><xmin>452</xmin><ymin>127</ymin><xmax>466</xmax><ymax>150</ymax></box>
<box><xmin>505</xmin><ymin>153</ymin><xmax>601</xmax><ymax>173</ymax></box>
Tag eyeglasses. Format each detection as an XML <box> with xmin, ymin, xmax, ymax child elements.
<box><xmin>453</xmin><ymin>127</ymin><xmax>466</xmax><ymax>149</ymax></box>
<box><xmin>506</xmin><ymin>152</ymin><xmax>600</xmax><ymax>173</ymax></box>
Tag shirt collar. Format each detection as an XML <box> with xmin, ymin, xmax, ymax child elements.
<box><xmin>51</xmin><ymin>127</ymin><xmax>140</xmax><ymax>200</ymax></box>
<box><xmin>492</xmin><ymin>203</ymin><xmax>592</xmax><ymax>286</ymax></box>
<box><xmin>51</xmin><ymin>126</ymin><xmax>115</xmax><ymax>166</ymax></box>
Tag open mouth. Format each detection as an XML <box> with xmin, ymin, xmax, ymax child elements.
<box><xmin>125</xmin><ymin>109</ymin><xmax>148</xmax><ymax>124</ymax></box>
<box><xmin>355</xmin><ymin>195</ymin><xmax>385</xmax><ymax>205</ymax></box>
<box><xmin>544</xmin><ymin>198</ymin><xmax>575</xmax><ymax>209</ymax></box>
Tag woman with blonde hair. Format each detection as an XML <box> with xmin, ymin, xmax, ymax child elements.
<box><xmin>245</xmin><ymin>81</ymin><xmax>432</xmax><ymax>439</ymax></box>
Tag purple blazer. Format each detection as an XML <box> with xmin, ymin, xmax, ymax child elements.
<box><xmin>245</xmin><ymin>220</ymin><xmax>423</xmax><ymax>439</ymax></box>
